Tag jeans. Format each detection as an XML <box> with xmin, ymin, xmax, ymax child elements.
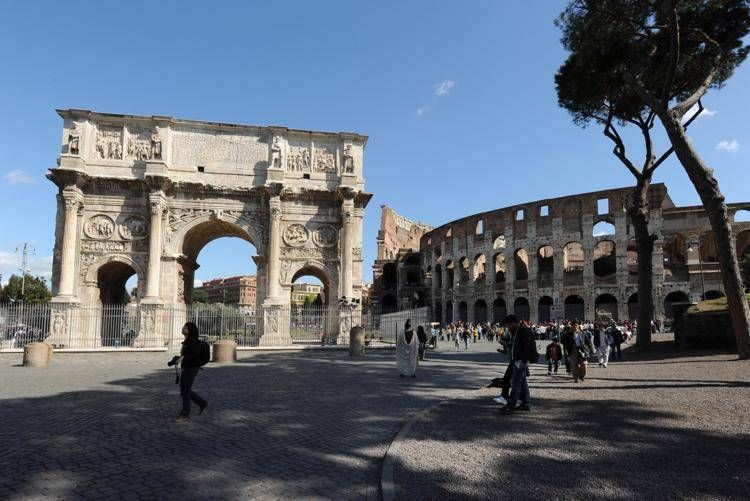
<box><xmin>180</xmin><ymin>366</ymin><xmax>207</xmax><ymax>417</ymax></box>
<box><xmin>418</xmin><ymin>342</ymin><xmax>426</xmax><ymax>360</ymax></box>
<box><xmin>612</xmin><ymin>343</ymin><xmax>622</xmax><ymax>360</ymax></box>
<box><xmin>597</xmin><ymin>345</ymin><xmax>611</xmax><ymax>366</ymax></box>
<box><xmin>547</xmin><ymin>360</ymin><xmax>559</xmax><ymax>373</ymax></box>
<box><xmin>501</xmin><ymin>362</ymin><xmax>514</xmax><ymax>400</ymax></box>
<box><xmin>507</xmin><ymin>363</ymin><xmax>530</xmax><ymax>406</ymax></box>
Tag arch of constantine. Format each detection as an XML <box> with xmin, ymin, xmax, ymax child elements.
<box><xmin>47</xmin><ymin>109</ymin><xmax>370</xmax><ymax>347</ymax></box>
<box><xmin>373</xmin><ymin>186</ymin><xmax>750</xmax><ymax>325</ymax></box>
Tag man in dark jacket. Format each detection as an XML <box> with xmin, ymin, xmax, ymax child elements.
<box><xmin>175</xmin><ymin>322</ymin><xmax>207</xmax><ymax>421</ymax></box>
<box><xmin>501</xmin><ymin>315</ymin><xmax>535</xmax><ymax>413</ymax></box>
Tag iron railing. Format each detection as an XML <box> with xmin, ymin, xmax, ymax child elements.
<box><xmin>0</xmin><ymin>303</ymin><xmax>431</xmax><ymax>352</ymax></box>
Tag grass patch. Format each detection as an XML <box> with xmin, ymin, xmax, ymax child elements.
<box><xmin>688</xmin><ymin>293</ymin><xmax>750</xmax><ymax>314</ymax></box>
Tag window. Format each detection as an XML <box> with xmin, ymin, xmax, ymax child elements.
<box><xmin>597</xmin><ymin>198</ymin><xmax>609</xmax><ymax>215</ymax></box>
<box><xmin>475</xmin><ymin>220</ymin><xmax>484</xmax><ymax>235</ymax></box>
<box><xmin>516</xmin><ymin>209</ymin><xmax>525</xmax><ymax>221</ymax></box>
<box><xmin>540</xmin><ymin>205</ymin><xmax>549</xmax><ymax>217</ymax></box>
<box><xmin>446</xmin><ymin>227</ymin><xmax>452</xmax><ymax>238</ymax></box>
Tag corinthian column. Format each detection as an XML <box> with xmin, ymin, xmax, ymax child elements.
<box><xmin>341</xmin><ymin>197</ymin><xmax>355</xmax><ymax>300</ymax></box>
<box><xmin>144</xmin><ymin>192</ymin><xmax>166</xmax><ymax>300</ymax></box>
<box><xmin>57</xmin><ymin>188</ymin><xmax>83</xmax><ymax>298</ymax></box>
<box><xmin>267</xmin><ymin>195</ymin><xmax>282</xmax><ymax>300</ymax></box>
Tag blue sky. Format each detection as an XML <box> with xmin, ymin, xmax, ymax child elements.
<box><xmin>1</xmin><ymin>1</ymin><xmax>748</xmax><ymax>289</ymax></box>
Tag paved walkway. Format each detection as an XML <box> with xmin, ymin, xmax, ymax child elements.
<box><xmin>0</xmin><ymin>342</ymin><xmax>502</xmax><ymax>499</ymax></box>
<box><xmin>391</xmin><ymin>336</ymin><xmax>750</xmax><ymax>500</ymax></box>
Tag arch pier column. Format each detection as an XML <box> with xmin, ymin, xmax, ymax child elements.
<box><xmin>143</xmin><ymin>191</ymin><xmax>167</xmax><ymax>302</ymax></box>
<box><xmin>261</xmin><ymin>191</ymin><xmax>292</xmax><ymax>346</ymax></box>
<box><xmin>49</xmin><ymin>185</ymin><xmax>84</xmax><ymax>348</ymax></box>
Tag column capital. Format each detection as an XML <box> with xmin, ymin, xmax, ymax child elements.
<box><xmin>61</xmin><ymin>186</ymin><xmax>84</xmax><ymax>210</ymax></box>
<box><xmin>149</xmin><ymin>191</ymin><xmax>168</xmax><ymax>215</ymax></box>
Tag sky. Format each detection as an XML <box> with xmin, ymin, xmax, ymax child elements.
<box><xmin>0</xmin><ymin>1</ymin><xmax>748</xmax><ymax>289</ymax></box>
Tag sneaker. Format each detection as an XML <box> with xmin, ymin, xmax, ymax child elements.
<box><xmin>547</xmin><ymin>371</ymin><xmax>552</xmax><ymax>376</ymax></box>
<box><xmin>493</xmin><ymin>396</ymin><xmax>508</xmax><ymax>406</ymax></box>
<box><xmin>598</xmin><ymin>363</ymin><xmax>603</xmax><ymax>367</ymax></box>
<box><xmin>175</xmin><ymin>415</ymin><xmax>190</xmax><ymax>422</ymax></box>
<box><xmin>198</xmin><ymin>403</ymin><xmax>208</xmax><ymax>415</ymax></box>
<box><xmin>517</xmin><ymin>404</ymin><xmax>531</xmax><ymax>412</ymax></box>
<box><xmin>603</xmin><ymin>364</ymin><xmax>608</xmax><ymax>368</ymax></box>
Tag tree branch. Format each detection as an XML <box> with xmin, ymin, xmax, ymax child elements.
<box><xmin>672</xmin><ymin>65</ymin><xmax>719</xmax><ymax>117</ymax></box>
<box><xmin>603</xmin><ymin>111</ymin><xmax>642</xmax><ymax>179</ymax></box>
<box><xmin>660</xmin><ymin>0</ymin><xmax>680</xmax><ymax>104</ymax></box>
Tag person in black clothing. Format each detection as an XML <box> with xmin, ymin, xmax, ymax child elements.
<box><xmin>501</xmin><ymin>315</ymin><xmax>535</xmax><ymax>413</ymax></box>
<box><xmin>416</xmin><ymin>325</ymin><xmax>428</xmax><ymax>361</ymax></box>
<box><xmin>175</xmin><ymin>322</ymin><xmax>207</xmax><ymax>421</ymax></box>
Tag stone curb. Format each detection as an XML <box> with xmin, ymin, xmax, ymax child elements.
<box><xmin>380</xmin><ymin>383</ymin><xmax>491</xmax><ymax>501</ymax></box>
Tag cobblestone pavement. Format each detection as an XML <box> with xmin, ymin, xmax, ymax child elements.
<box><xmin>392</xmin><ymin>335</ymin><xmax>750</xmax><ymax>500</ymax></box>
<box><xmin>0</xmin><ymin>342</ymin><xmax>503</xmax><ymax>500</ymax></box>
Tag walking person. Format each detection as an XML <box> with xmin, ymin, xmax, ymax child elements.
<box><xmin>611</xmin><ymin>327</ymin><xmax>625</xmax><ymax>360</ymax></box>
<box><xmin>501</xmin><ymin>315</ymin><xmax>534</xmax><ymax>413</ymax></box>
<box><xmin>174</xmin><ymin>322</ymin><xmax>208</xmax><ymax>421</ymax></box>
<box><xmin>417</xmin><ymin>325</ymin><xmax>428</xmax><ymax>361</ymax></box>
<box><xmin>546</xmin><ymin>336</ymin><xmax>563</xmax><ymax>375</ymax></box>
<box><xmin>397</xmin><ymin>319</ymin><xmax>418</xmax><ymax>378</ymax></box>
<box><xmin>594</xmin><ymin>323</ymin><xmax>613</xmax><ymax>368</ymax></box>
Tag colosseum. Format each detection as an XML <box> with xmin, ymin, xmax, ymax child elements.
<box><xmin>372</xmin><ymin>183</ymin><xmax>750</xmax><ymax>325</ymax></box>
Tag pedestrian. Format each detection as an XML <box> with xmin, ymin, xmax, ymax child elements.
<box><xmin>397</xmin><ymin>319</ymin><xmax>418</xmax><ymax>378</ymax></box>
<box><xmin>594</xmin><ymin>323</ymin><xmax>613</xmax><ymax>368</ymax></box>
<box><xmin>500</xmin><ymin>315</ymin><xmax>534</xmax><ymax>413</ymax></box>
<box><xmin>565</xmin><ymin>323</ymin><xmax>588</xmax><ymax>383</ymax></box>
<box><xmin>174</xmin><ymin>322</ymin><xmax>208</xmax><ymax>421</ymax></box>
<box><xmin>454</xmin><ymin>326</ymin><xmax>460</xmax><ymax>351</ymax></box>
<box><xmin>546</xmin><ymin>336</ymin><xmax>562</xmax><ymax>375</ymax></box>
<box><xmin>612</xmin><ymin>327</ymin><xmax>625</xmax><ymax>360</ymax></box>
<box><xmin>417</xmin><ymin>325</ymin><xmax>428</xmax><ymax>361</ymax></box>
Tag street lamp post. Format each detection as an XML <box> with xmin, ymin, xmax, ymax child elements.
<box><xmin>689</xmin><ymin>238</ymin><xmax>707</xmax><ymax>300</ymax></box>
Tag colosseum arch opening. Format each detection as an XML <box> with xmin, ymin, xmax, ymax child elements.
<box><xmin>493</xmin><ymin>298</ymin><xmax>507</xmax><ymax>323</ymax></box>
<box><xmin>494</xmin><ymin>253</ymin><xmax>506</xmax><ymax>283</ymax></box>
<box><xmin>593</xmin><ymin>240</ymin><xmax>617</xmax><ymax>283</ymax></box>
<box><xmin>563</xmin><ymin>242</ymin><xmax>584</xmax><ymax>287</ymax></box>
<box><xmin>537</xmin><ymin>245</ymin><xmax>554</xmax><ymax>287</ymax></box>
<box><xmin>564</xmin><ymin>294</ymin><xmax>585</xmax><ymax>321</ymax></box>
<box><xmin>595</xmin><ymin>293</ymin><xmax>618</xmax><ymax>320</ymax></box>
<box><xmin>514</xmin><ymin>249</ymin><xmax>529</xmax><ymax>283</ymax></box>
<box><xmin>473</xmin><ymin>254</ymin><xmax>486</xmax><ymax>283</ymax></box>
<box><xmin>513</xmin><ymin>297</ymin><xmax>530</xmax><ymax>321</ymax></box>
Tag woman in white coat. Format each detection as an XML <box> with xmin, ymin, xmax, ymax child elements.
<box><xmin>396</xmin><ymin>319</ymin><xmax>418</xmax><ymax>378</ymax></box>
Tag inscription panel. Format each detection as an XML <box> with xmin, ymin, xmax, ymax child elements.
<box><xmin>170</xmin><ymin>126</ymin><xmax>267</xmax><ymax>169</ymax></box>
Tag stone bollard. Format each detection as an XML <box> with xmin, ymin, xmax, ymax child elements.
<box><xmin>23</xmin><ymin>342</ymin><xmax>53</xmax><ymax>367</ymax></box>
<box><xmin>212</xmin><ymin>339</ymin><xmax>237</xmax><ymax>363</ymax></box>
<box><xmin>349</xmin><ymin>326</ymin><xmax>365</xmax><ymax>356</ymax></box>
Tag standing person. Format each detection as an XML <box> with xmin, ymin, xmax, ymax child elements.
<box><xmin>397</xmin><ymin>319</ymin><xmax>418</xmax><ymax>378</ymax></box>
<box><xmin>500</xmin><ymin>315</ymin><xmax>534</xmax><ymax>413</ymax></box>
<box><xmin>417</xmin><ymin>325</ymin><xmax>428</xmax><ymax>361</ymax></box>
<box><xmin>594</xmin><ymin>324</ymin><xmax>613</xmax><ymax>368</ymax></box>
<box><xmin>546</xmin><ymin>336</ymin><xmax>563</xmax><ymax>375</ymax></box>
<box><xmin>454</xmin><ymin>326</ymin><xmax>460</xmax><ymax>351</ymax></box>
<box><xmin>174</xmin><ymin>322</ymin><xmax>208</xmax><ymax>421</ymax></box>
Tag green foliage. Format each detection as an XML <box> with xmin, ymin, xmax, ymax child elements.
<box><xmin>555</xmin><ymin>0</ymin><xmax>750</xmax><ymax>126</ymax></box>
<box><xmin>192</xmin><ymin>289</ymin><xmax>208</xmax><ymax>303</ymax></box>
<box><xmin>0</xmin><ymin>274</ymin><xmax>52</xmax><ymax>303</ymax></box>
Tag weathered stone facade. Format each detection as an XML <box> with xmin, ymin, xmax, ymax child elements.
<box><xmin>373</xmin><ymin>185</ymin><xmax>750</xmax><ymax>324</ymax></box>
<box><xmin>47</xmin><ymin>109</ymin><xmax>370</xmax><ymax>346</ymax></box>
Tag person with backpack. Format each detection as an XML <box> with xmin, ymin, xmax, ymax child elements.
<box><xmin>174</xmin><ymin>322</ymin><xmax>208</xmax><ymax>421</ymax></box>
<box><xmin>545</xmin><ymin>336</ymin><xmax>563</xmax><ymax>375</ymax></box>
<box><xmin>500</xmin><ymin>315</ymin><xmax>536</xmax><ymax>413</ymax></box>
<box><xmin>416</xmin><ymin>325</ymin><xmax>428</xmax><ymax>361</ymax></box>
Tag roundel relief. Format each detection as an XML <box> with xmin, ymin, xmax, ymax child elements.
<box><xmin>119</xmin><ymin>215</ymin><xmax>149</xmax><ymax>240</ymax></box>
<box><xmin>84</xmin><ymin>215</ymin><xmax>116</xmax><ymax>240</ymax></box>
<box><xmin>313</xmin><ymin>225</ymin><xmax>338</xmax><ymax>248</ymax></box>
<box><xmin>282</xmin><ymin>223</ymin><xmax>309</xmax><ymax>246</ymax></box>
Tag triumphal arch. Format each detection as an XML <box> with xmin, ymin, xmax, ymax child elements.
<box><xmin>47</xmin><ymin>109</ymin><xmax>370</xmax><ymax>347</ymax></box>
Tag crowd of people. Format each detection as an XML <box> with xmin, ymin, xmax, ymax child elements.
<box><xmin>397</xmin><ymin>315</ymin><xmax>646</xmax><ymax>413</ymax></box>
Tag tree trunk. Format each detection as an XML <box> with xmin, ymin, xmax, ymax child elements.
<box><xmin>658</xmin><ymin>109</ymin><xmax>750</xmax><ymax>359</ymax></box>
<box><xmin>629</xmin><ymin>179</ymin><xmax>655</xmax><ymax>352</ymax></box>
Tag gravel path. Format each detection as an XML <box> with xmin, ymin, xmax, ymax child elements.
<box><xmin>393</xmin><ymin>335</ymin><xmax>750</xmax><ymax>500</ymax></box>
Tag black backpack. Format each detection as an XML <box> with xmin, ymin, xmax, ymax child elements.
<box><xmin>198</xmin><ymin>340</ymin><xmax>211</xmax><ymax>367</ymax></box>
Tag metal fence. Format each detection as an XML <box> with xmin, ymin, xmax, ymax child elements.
<box><xmin>0</xmin><ymin>303</ymin><xmax>431</xmax><ymax>352</ymax></box>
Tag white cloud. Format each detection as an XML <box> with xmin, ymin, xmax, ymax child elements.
<box><xmin>416</xmin><ymin>106</ymin><xmax>431</xmax><ymax>117</ymax></box>
<box><xmin>3</xmin><ymin>169</ymin><xmax>38</xmax><ymax>185</ymax></box>
<box><xmin>716</xmin><ymin>139</ymin><xmax>740</xmax><ymax>152</ymax></box>
<box><xmin>0</xmin><ymin>251</ymin><xmax>52</xmax><ymax>285</ymax></box>
<box><xmin>683</xmin><ymin>104</ymin><xmax>717</xmax><ymax>123</ymax></box>
<box><xmin>433</xmin><ymin>80</ymin><xmax>455</xmax><ymax>96</ymax></box>
<box><xmin>194</xmin><ymin>278</ymin><xmax>203</xmax><ymax>288</ymax></box>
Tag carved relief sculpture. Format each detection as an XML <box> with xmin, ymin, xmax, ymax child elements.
<box><xmin>127</xmin><ymin>127</ymin><xmax>154</xmax><ymax>161</ymax></box>
<box><xmin>120</xmin><ymin>215</ymin><xmax>149</xmax><ymax>240</ymax></box>
<box><xmin>342</xmin><ymin>144</ymin><xmax>354</xmax><ymax>174</ymax></box>
<box><xmin>314</xmin><ymin>145</ymin><xmax>336</xmax><ymax>173</ymax></box>
<box><xmin>283</xmin><ymin>223</ymin><xmax>309</xmax><ymax>246</ymax></box>
<box><xmin>150</xmin><ymin>129</ymin><xmax>163</xmax><ymax>160</ymax></box>
<box><xmin>287</xmin><ymin>143</ymin><xmax>310</xmax><ymax>172</ymax></box>
<box><xmin>313</xmin><ymin>225</ymin><xmax>338</xmax><ymax>247</ymax></box>
<box><xmin>68</xmin><ymin>122</ymin><xmax>82</xmax><ymax>155</ymax></box>
<box><xmin>84</xmin><ymin>215</ymin><xmax>116</xmax><ymax>240</ymax></box>
<box><xmin>95</xmin><ymin>126</ymin><xmax>123</xmax><ymax>159</ymax></box>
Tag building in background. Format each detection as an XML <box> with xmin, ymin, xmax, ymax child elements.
<box><xmin>196</xmin><ymin>275</ymin><xmax>257</xmax><ymax>308</ymax></box>
<box><xmin>291</xmin><ymin>283</ymin><xmax>324</xmax><ymax>307</ymax></box>
<box><xmin>372</xmin><ymin>185</ymin><xmax>750</xmax><ymax>324</ymax></box>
